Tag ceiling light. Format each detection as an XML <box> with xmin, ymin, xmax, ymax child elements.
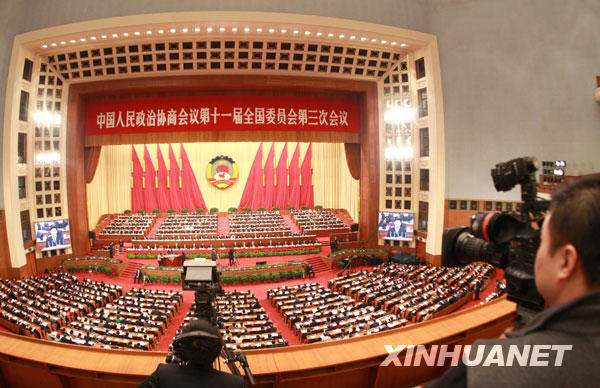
<box><xmin>281</xmin><ymin>29</ymin><xmax>287</xmax><ymax>33</ymax></box>
<box><xmin>316</xmin><ymin>32</ymin><xmax>322</xmax><ymax>36</ymax></box>
<box><xmin>207</xmin><ymin>27</ymin><xmax>213</xmax><ymax>32</ymax></box>
<box><xmin>391</xmin><ymin>42</ymin><xmax>397</xmax><ymax>45</ymax></box>
<box><xmin>350</xmin><ymin>35</ymin><xmax>356</xmax><ymax>40</ymax></box>
<box><xmin>80</xmin><ymin>38</ymin><xmax>86</xmax><ymax>42</ymax></box>
<box><xmin>232</xmin><ymin>27</ymin><xmax>238</xmax><ymax>32</ymax></box>
<box><xmin>256</xmin><ymin>28</ymin><xmax>263</xmax><ymax>32</ymax></box>
<box><xmin>400</xmin><ymin>43</ymin><xmax>407</xmax><ymax>47</ymax></box>
<box><xmin>182</xmin><ymin>28</ymin><xmax>188</xmax><ymax>33</ymax></box>
<box><xmin>244</xmin><ymin>27</ymin><xmax>250</xmax><ymax>32</ymax></box>
<box><xmin>69</xmin><ymin>39</ymin><xmax>76</xmax><ymax>43</ymax></box>
<box><xmin>328</xmin><ymin>33</ymin><xmax>334</xmax><ymax>37</ymax></box>
<box><xmin>50</xmin><ymin>43</ymin><xmax>57</xmax><ymax>47</ymax></box>
<box><xmin>305</xmin><ymin>31</ymin><xmax>311</xmax><ymax>35</ymax></box>
<box><xmin>134</xmin><ymin>31</ymin><xmax>140</xmax><ymax>36</ymax></box>
<box><xmin>381</xmin><ymin>40</ymin><xmax>387</xmax><ymax>44</ymax></box>
<box><xmin>361</xmin><ymin>37</ymin><xmax>366</xmax><ymax>41</ymax></box>
<box><xmin>90</xmin><ymin>36</ymin><xmax>97</xmax><ymax>40</ymax></box>
<box><xmin>293</xmin><ymin>30</ymin><xmax>299</xmax><ymax>34</ymax></box>
<box><xmin>268</xmin><ymin>28</ymin><xmax>275</xmax><ymax>33</ymax></box>
<box><xmin>111</xmin><ymin>33</ymin><xmax>118</xmax><ymax>38</ymax></box>
<box><xmin>339</xmin><ymin>34</ymin><xmax>345</xmax><ymax>38</ymax></box>
<box><xmin>158</xmin><ymin>29</ymin><xmax>164</xmax><ymax>34</ymax></box>
<box><xmin>170</xmin><ymin>28</ymin><xmax>176</xmax><ymax>33</ymax></box>
<box><xmin>122</xmin><ymin>32</ymin><xmax>129</xmax><ymax>37</ymax></box>
<box><xmin>60</xmin><ymin>41</ymin><xmax>66</xmax><ymax>45</ymax></box>
<box><xmin>371</xmin><ymin>38</ymin><xmax>377</xmax><ymax>42</ymax></box>
<box><xmin>146</xmin><ymin>30</ymin><xmax>152</xmax><ymax>35</ymax></box>
<box><xmin>219</xmin><ymin>27</ymin><xmax>225</xmax><ymax>32</ymax></box>
<box><xmin>101</xmin><ymin>35</ymin><xmax>107</xmax><ymax>39</ymax></box>
<box><xmin>194</xmin><ymin>27</ymin><xmax>200</xmax><ymax>32</ymax></box>
<box><xmin>41</xmin><ymin>44</ymin><xmax>48</xmax><ymax>48</ymax></box>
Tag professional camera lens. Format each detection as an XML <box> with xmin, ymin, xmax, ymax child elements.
<box><xmin>471</xmin><ymin>212</ymin><xmax>521</xmax><ymax>244</ymax></box>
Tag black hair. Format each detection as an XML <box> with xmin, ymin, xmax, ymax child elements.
<box><xmin>549</xmin><ymin>173</ymin><xmax>600</xmax><ymax>286</ymax></box>
<box><xmin>178</xmin><ymin>319</ymin><xmax>223</xmax><ymax>367</ymax></box>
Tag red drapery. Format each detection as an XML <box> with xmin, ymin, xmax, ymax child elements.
<box><xmin>238</xmin><ymin>143</ymin><xmax>264</xmax><ymax>211</ymax></box>
<box><xmin>180</xmin><ymin>144</ymin><xmax>207</xmax><ymax>211</ymax></box>
<box><xmin>131</xmin><ymin>146</ymin><xmax>144</xmax><ymax>212</ymax></box>
<box><xmin>263</xmin><ymin>143</ymin><xmax>276</xmax><ymax>210</ymax></box>
<box><xmin>167</xmin><ymin>144</ymin><xmax>183</xmax><ymax>211</ymax></box>
<box><xmin>142</xmin><ymin>145</ymin><xmax>158</xmax><ymax>211</ymax></box>
<box><xmin>300</xmin><ymin>143</ymin><xmax>314</xmax><ymax>208</ymax></box>
<box><xmin>155</xmin><ymin>145</ymin><xmax>171</xmax><ymax>212</ymax></box>
<box><xmin>288</xmin><ymin>144</ymin><xmax>301</xmax><ymax>209</ymax></box>
<box><xmin>274</xmin><ymin>143</ymin><xmax>288</xmax><ymax>209</ymax></box>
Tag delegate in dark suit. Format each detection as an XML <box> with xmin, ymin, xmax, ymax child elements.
<box><xmin>138</xmin><ymin>364</ymin><xmax>245</xmax><ymax>388</ymax></box>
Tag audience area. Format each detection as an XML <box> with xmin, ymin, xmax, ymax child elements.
<box><xmin>268</xmin><ymin>282</ymin><xmax>402</xmax><ymax>343</ymax></box>
<box><xmin>176</xmin><ymin>290</ymin><xmax>287</xmax><ymax>351</ymax></box>
<box><xmin>291</xmin><ymin>209</ymin><xmax>348</xmax><ymax>233</ymax></box>
<box><xmin>54</xmin><ymin>288</ymin><xmax>182</xmax><ymax>350</ymax></box>
<box><xmin>98</xmin><ymin>214</ymin><xmax>156</xmax><ymax>238</ymax></box>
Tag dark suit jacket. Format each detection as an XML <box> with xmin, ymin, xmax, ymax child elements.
<box><xmin>138</xmin><ymin>364</ymin><xmax>245</xmax><ymax>388</ymax></box>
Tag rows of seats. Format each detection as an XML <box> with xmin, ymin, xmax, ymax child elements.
<box><xmin>129</xmin><ymin>235</ymin><xmax>317</xmax><ymax>252</ymax></box>
<box><xmin>229</xmin><ymin>211</ymin><xmax>291</xmax><ymax>236</ymax></box>
<box><xmin>329</xmin><ymin>263</ymin><xmax>494</xmax><ymax>322</ymax></box>
<box><xmin>53</xmin><ymin>288</ymin><xmax>182</xmax><ymax>350</ymax></box>
<box><xmin>0</xmin><ymin>273</ymin><xmax>122</xmax><ymax>339</ymax></box>
<box><xmin>291</xmin><ymin>209</ymin><xmax>348</xmax><ymax>233</ymax></box>
<box><xmin>156</xmin><ymin>213</ymin><xmax>218</xmax><ymax>237</ymax></box>
<box><xmin>99</xmin><ymin>214</ymin><xmax>156</xmax><ymax>237</ymax></box>
<box><xmin>268</xmin><ymin>282</ymin><xmax>402</xmax><ymax>343</ymax></box>
<box><xmin>177</xmin><ymin>290</ymin><xmax>287</xmax><ymax>351</ymax></box>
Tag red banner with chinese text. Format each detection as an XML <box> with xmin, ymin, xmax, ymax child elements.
<box><xmin>85</xmin><ymin>95</ymin><xmax>360</xmax><ymax>136</ymax></box>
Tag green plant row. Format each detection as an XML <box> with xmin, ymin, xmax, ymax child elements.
<box><xmin>220</xmin><ymin>269</ymin><xmax>304</xmax><ymax>284</ymax></box>
<box><xmin>66</xmin><ymin>265</ymin><xmax>113</xmax><ymax>274</ymax></box>
<box><xmin>140</xmin><ymin>273</ymin><xmax>181</xmax><ymax>284</ymax></box>
<box><xmin>127</xmin><ymin>248</ymin><xmax>318</xmax><ymax>260</ymax></box>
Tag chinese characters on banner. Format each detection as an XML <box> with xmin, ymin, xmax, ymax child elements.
<box><xmin>85</xmin><ymin>95</ymin><xmax>360</xmax><ymax>136</ymax></box>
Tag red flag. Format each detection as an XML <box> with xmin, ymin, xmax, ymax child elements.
<box><xmin>180</xmin><ymin>144</ymin><xmax>207</xmax><ymax>211</ymax></box>
<box><xmin>131</xmin><ymin>146</ymin><xmax>144</xmax><ymax>212</ymax></box>
<box><xmin>168</xmin><ymin>144</ymin><xmax>183</xmax><ymax>211</ymax></box>
<box><xmin>238</xmin><ymin>143</ymin><xmax>263</xmax><ymax>211</ymax></box>
<box><xmin>274</xmin><ymin>143</ymin><xmax>288</xmax><ymax>209</ymax></box>
<box><xmin>288</xmin><ymin>143</ymin><xmax>301</xmax><ymax>209</ymax></box>
<box><xmin>143</xmin><ymin>145</ymin><xmax>158</xmax><ymax>211</ymax></box>
<box><xmin>156</xmin><ymin>145</ymin><xmax>170</xmax><ymax>212</ymax></box>
<box><xmin>300</xmin><ymin>143</ymin><xmax>314</xmax><ymax>208</ymax></box>
<box><xmin>263</xmin><ymin>143</ymin><xmax>276</xmax><ymax>210</ymax></box>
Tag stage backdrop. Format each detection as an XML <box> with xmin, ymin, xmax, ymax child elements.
<box><xmin>87</xmin><ymin>142</ymin><xmax>358</xmax><ymax>227</ymax></box>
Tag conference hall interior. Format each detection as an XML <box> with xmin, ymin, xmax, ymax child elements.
<box><xmin>0</xmin><ymin>1</ymin><xmax>598</xmax><ymax>387</ymax></box>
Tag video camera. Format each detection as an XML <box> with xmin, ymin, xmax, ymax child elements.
<box><xmin>442</xmin><ymin>157</ymin><xmax>550</xmax><ymax>323</ymax></box>
<box><xmin>166</xmin><ymin>260</ymin><xmax>256</xmax><ymax>385</ymax></box>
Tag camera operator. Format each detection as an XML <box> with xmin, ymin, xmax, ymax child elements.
<box><xmin>429</xmin><ymin>173</ymin><xmax>600</xmax><ymax>387</ymax></box>
<box><xmin>139</xmin><ymin>319</ymin><xmax>245</xmax><ymax>388</ymax></box>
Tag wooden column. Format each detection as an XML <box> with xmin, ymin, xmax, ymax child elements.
<box><xmin>66</xmin><ymin>89</ymin><xmax>91</xmax><ymax>257</ymax></box>
<box><xmin>358</xmin><ymin>84</ymin><xmax>379</xmax><ymax>247</ymax></box>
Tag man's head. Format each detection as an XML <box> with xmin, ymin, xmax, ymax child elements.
<box><xmin>535</xmin><ymin>173</ymin><xmax>600</xmax><ymax>306</ymax></box>
<box><xmin>394</xmin><ymin>219</ymin><xmax>401</xmax><ymax>229</ymax></box>
<box><xmin>174</xmin><ymin>319</ymin><xmax>223</xmax><ymax>367</ymax></box>
<box><xmin>50</xmin><ymin>227</ymin><xmax>58</xmax><ymax>239</ymax></box>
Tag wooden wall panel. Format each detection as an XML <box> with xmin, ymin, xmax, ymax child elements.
<box><xmin>0</xmin><ymin>210</ymin><xmax>12</xmax><ymax>276</ymax></box>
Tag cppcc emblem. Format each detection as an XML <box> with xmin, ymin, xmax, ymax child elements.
<box><xmin>207</xmin><ymin>156</ymin><xmax>238</xmax><ymax>189</ymax></box>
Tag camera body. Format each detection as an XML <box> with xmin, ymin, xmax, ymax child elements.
<box><xmin>442</xmin><ymin>157</ymin><xmax>550</xmax><ymax>319</ymax></box>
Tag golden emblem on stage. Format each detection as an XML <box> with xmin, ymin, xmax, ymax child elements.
<box><xmin>206</xmin><ymin>156</ymin><xmax>238</xmax><ymax>189</ymax></box>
